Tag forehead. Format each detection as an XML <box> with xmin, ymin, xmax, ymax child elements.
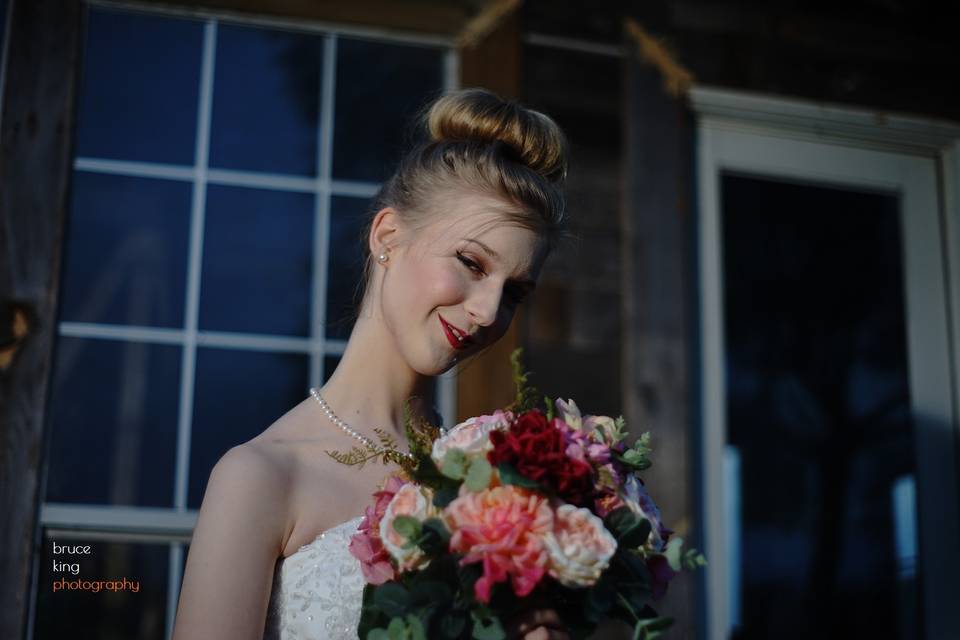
<box><xmin>420</xmin><ymin>193</ymin><xmax>548</xmax><ymax>273</ymax></box>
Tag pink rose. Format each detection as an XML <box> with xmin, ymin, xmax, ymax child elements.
<box><xmin>349</xmin><ymin>474</ymin><xmax>408</xmax><ymax>584</ymax></box>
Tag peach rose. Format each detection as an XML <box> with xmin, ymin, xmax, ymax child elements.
<box><xmin>379</xmin><ymin>483</ymin><xmax>436</xmax><ymax>572</ymax></box>
<box><xmin>443</xmin><ymin>484</ymin><xmax>553</xmax><ymax>603</ymax></box>
<box><xmin>543</xmin><ymin>504</ymin><xmax>617</xmax><ymax>587</ymax></box>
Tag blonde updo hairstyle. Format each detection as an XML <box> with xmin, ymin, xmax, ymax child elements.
<box><xmin>355</xmin><ymin>87</ymin><xmax>571</xmax><ymax>315</ymax></box>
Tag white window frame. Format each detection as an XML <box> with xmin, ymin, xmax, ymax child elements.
<box><xmin>30</xmin><ymin>3</ymin><xmax>460</xmax><ymax>639</ymax></box>
<box><xmin>691</xmin><ymin>86</ymin><xmax>960</xmax><ymax>640</ymax></box>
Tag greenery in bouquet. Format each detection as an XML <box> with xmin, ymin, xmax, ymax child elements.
<box><xmin>327</xmin><ymin>348</ymin><xmax>706</xmax><ymax>640</ymax></box>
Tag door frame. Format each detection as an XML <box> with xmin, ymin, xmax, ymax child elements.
<box><xmin>690</xmin><ymin>86</ymin><xmax>960</xmax><ymax>640</ymax></box>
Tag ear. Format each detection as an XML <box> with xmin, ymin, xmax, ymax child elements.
<box><xmin>368</xmin><ymin>207</ymin><xmax>401</xmax><ymax>257</ymax></box>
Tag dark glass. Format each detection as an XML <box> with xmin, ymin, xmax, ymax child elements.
<box><xmin>332</xmin><ymin>37</ymin><xmax>444</xmax><ymax>182</ymax></box>
<box><xmin>209</xmin><ymin>23</ymin><xmax>322</xmax><ymax>175</ymax></box>
<box><xmin>75</xmin><ymin>8</ymin><xmax>203</xmax><ymax>164</ymax></box>
<box><xmin>199</xmin><ymin>184</ymin><xmax>314</xmax><ymax>336</ymax></box>
<box><xmin>722</xmin><ymin>174</ymin><xmax>919</xmax><ymax>639</ymax></box>
<box><xmin>59</xmin><ymin>171</ymin><xmax>192</xmax><ymax>328</ymax></box>
<box><xmin>45</xmin><ymin>337</ymin><xmax>180</xmax><ymax>507</ymax></box>
<box><xmin>188</xmin><ymin>347</ymin><xmax>308</xmax><ymax>507</ymax></box>
<box><xmin>325</xmin><ymin>195</ymin><xmax>369</xmax><ymax>340</ymax></box>
<box><xmin>34</xmin><ymin>535</ymin><xmax>169</xmax><ymax>640</ymax></box>
<box><xmin>0</xmin><ymin>0</ymin><xmax>7</xmax><ymax>69</ymax></box>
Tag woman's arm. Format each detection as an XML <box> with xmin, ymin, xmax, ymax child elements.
<box><xmin>172</xmin><ymin>445</ymin><xmax>289</xmax><ymax>640</ymax></box>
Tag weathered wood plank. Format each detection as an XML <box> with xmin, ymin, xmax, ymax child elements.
<box><xmin>621</xmin><ymin>31</ymin><xmax>700</xmax><ymax>640</ymax></box>
<box><xmin>0</xmin><ymin>1</ymin><xmax>83</xmax><ymax>637</ymax></box>
<box><xmin>133</xmin><ymin>0</ymin><xmax>476</xmax><ymax>37</ymax></box>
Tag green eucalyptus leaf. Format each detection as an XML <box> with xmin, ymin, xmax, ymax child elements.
<box><xmin>471</xmin><ymin>608</ymin><xmax>506</xmax><ymax>640</ymax></box>
<box><xmin>418</xmin><ymin>518</ymin><xmax>451</xmax><ymax>555</ymax></box>
<box><xmin>439</xmin><ymin>609</ymin><xmax>467</xmax><ymax>638</ymax></box>
<box><xmin>387</xmin><ymin>617</ymin><xmax>406</xmax><ymax>640</ymax></box>
<box><xmin>374</xmin><ymin>583</ymin><xmax>411</xmax><ymax>618</ymax></box>
<box><xmin>366</xmin><ymin>629</ymin><xmax>391</xmax><ymax>640</ymax></box>
<box><xmin>464</xmin><ymin>458</ymin><xmax>492</xmax><ymax>492</ymax></box>
<box><xmin>359</xmin><ymin>584</ymin><xmax>386</xmax><ymax>638</ymax></box>
<box><xmin>441</xmin><ymin>449</ymin><xmax>467</xmax><ymax>480</ymax></box>
<box><xmin>405</xmin><ymin>614</ymin><xmax>427</xmax><ymax>640</ymax></box>
<box><xmin>621</xmin><ymin>449</ymin><xmax>652</xmax><ymax>471</ymax></box>
<box><xmin>410</xmin><ymin>579</ymin><xmax>453</xmax><ymax>606</ymax></box>
<box><xmin>604</xmin><ymin>508</ymin><xmax>652</xmax><ymax>548</ymax></box>
<box><xmin>633</xmin><ymin>616</ymin><xmax>674</xmax><ymax>640</ymax></box>
<box><xmin>664</xmin><ymin>537</ymin><xmax>685</xmax><ymax>572</ymax></box>
<box><xmin>496</xmin><ymin>462</ymin><xmax>540</xmax><ymax>490</ymax></box>
<box><xmin>433</xmin><ymin>484</ymin><xmax>459</xmax><ymax>509</ymax></box>
<box><xmin>682</xmin><ymin>548</ymin><xmax>708</xmax><ymax>570</ymax></box>
<box><xmin>393</xmin><ymin>515</ymin><xmax>422</xmax><ymax>541</ymax></box>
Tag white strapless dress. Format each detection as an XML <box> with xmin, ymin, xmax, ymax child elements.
<box><xmin>263</xmin><ymin>515</ymin><xmax>366</xmax><ymax>639</ymax></box>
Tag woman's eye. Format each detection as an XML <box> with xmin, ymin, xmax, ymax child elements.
<box><xmin>456</xmin><ymin>252</ymin><xmax>484</xmax><ymax>274</ymax></box>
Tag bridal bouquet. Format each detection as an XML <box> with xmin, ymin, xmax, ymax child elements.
<box><xmin>328</xmin><ymin>349</ymin><xmax>705</xmax><ymax>640</ymax></box>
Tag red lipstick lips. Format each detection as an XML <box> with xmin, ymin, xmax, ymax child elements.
<box><xmin>439</xmin><ymin>315</ymin><xmax>473</xmax><ymax>349</ymax></box>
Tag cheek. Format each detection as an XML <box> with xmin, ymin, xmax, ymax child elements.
<box><xmin>421</xmin><ymin>262</ymin><xmax>466</xmax><ymax>304</ymax></box>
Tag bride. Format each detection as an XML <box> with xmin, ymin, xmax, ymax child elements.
<box><xmin>172</xmin><ymin>88</ymin><xmax>571</xmax><ymax>640</ymax></box>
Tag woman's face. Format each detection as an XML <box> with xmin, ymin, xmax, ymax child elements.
<box><xmin>376</xmin><ymin>194</ymin><xmax>549</xmax><ymax>376</ymax></box>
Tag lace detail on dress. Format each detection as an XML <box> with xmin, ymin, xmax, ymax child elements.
<box><xmin>263</xmin><ymin>516</ymin><xmax>366</xmax><ymax>640</ymax></box>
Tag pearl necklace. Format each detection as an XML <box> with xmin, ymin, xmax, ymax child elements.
<box><xmin>309</xmin><ymin>387</ymin><xmax>415</xmax><ymax>460</ymax></box>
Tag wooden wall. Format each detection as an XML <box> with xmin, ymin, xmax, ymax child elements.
<box><xmin>0</xmin><ymin>1</ymin><xmax>83</xmax><ymax>638</ymax></box>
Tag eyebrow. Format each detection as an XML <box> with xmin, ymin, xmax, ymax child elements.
<box><xmin>461</xmin><ymin>237</ymin><xmax>537</xmax><ymax>289</ymax></box>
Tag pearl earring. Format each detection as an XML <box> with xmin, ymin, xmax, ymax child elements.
<box><xmin>377</xmin><ymin>253</ymin><xmax>388</xmax><ymax>263</ymax></box>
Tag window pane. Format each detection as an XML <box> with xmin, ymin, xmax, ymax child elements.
<box><xmin>34</xmin><ymin>535</ymin><xmax>169</xmax><ymax>640</ymax></box>
<box><xmin>325</xmin><ymin>195</ymin><xmax>369</xmax><ymax>340</ymax></box>
<box><xmin>75</xmin><ymin>8</ymin><xmax>203</xmax><ymax>164</ymax></box>
<box><xmin>332</xmin><ymin>37</ymin><xmax>444</xmax><ymax>182</ymax></box>
<box><xmin>45</xmin><ymin>337</ymin><xmax>181</xmax><ymax>506</ymax></box>
<box><xmin>59</xmin><ymin>171</ymin><xmax>192</xmax><ymax>328</ymax></box>
<box><xmin>209</xmin><ymin>23</ymin><xmax>322</xmax><ymax>175</ymax></box>
<box><xmin>722</xmin><ymin>174</ymin><xmax>919</xmax><ymax>639</ymax></box>
<box><xmin>199</xmin><ymin>185</ymin><xmax>314</xmax><ymax>336</ymax></box>
<box><xmin>188</xmin><ymin>347</ymin><xmax>308</xmax><ymax>507</ymax></box>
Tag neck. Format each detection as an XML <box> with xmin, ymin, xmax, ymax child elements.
<box><xmin>317</xmin><ymin>313</ymin><xmax>437</xmax><ymax>448</ymax></box>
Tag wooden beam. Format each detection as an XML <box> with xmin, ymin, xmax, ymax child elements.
<box><xmin>621</xmin><ymin>24</ymin><xmax>701</xmax><ymax>639</ymax></box>
<box><xmin>131</xmin><ymin>0</ymin><xmax>476</xmax><ymax>37</ymax></box>
<box><xmin>454</xmin><ymin>2</ymin><xmax>523</xmax><ymax>421</ymax></box>
<box><xmin>0</xmin><ymin>1</ymin><xmax>83</xmax><ymax>637</ymax></box>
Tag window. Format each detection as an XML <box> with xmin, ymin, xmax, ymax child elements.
<box><xmin>693</xmin><ymin>88</ymin><xmax>960</xmax><ymax>640</ymax></box>
<box><xmin>33</xmin><ymin>5</ymin><xmax>454</xmax><ymax>638</ymax></box>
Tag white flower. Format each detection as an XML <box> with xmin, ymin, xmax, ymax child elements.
<box><xmin>430</xmin><ymin>410</ymin><xmax>512</xmax><ymax>471</ymax></box>
<box><xmin>543</xmin><ymin>504</ymin><xmax>618</xmax><ymax>587</ymax></box>
<box><xmin>555</xmin><ymin>398</ymin><xmax>583</xmax><ymax>430</ymax></box>
<box><xmin>583</xmin><ymin>415</ymin><xmax>618</xmax><ymax>443</ymax></box>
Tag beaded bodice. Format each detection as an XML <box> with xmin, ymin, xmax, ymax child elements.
<box><xmin>263</xmin><ymin>516</ymin><xmax>366</xmax><ymax>640</ymax></box>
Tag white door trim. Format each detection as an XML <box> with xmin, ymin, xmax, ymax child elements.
<box><xmin>691</xmin><ymin>86</ymin><xmax>960</xmax><ymax>640</ymax></box>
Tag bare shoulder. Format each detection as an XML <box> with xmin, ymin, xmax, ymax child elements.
<box><xmin>198</xmin><ymin>442</ymin><xmax>292</xmax><ymax>550</ymax></box>
<box><xmin>172</xmin><ymin>444</ymin><xmax>292</xmax><ymax>639</ymax></box>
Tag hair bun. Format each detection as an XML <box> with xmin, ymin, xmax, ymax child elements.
<box><xmin>423</xmin><ymin>88</ymin><xmax>567</xmax><ymax>183</ymax></box>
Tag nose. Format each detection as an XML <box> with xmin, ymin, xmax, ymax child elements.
<box><xmin>464</xmin><ymin>280</ymin><xmax>505</xmax><ymax>328</ymax></box>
